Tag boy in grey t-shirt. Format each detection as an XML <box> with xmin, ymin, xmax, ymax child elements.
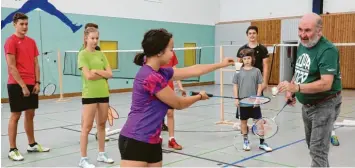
<box><xmin>233</xmin><ymin>48</ymin><xmax>272</xmax><ymax>152</ymax></box>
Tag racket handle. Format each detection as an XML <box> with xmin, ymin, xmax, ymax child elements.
<box><xmin>286</xmin><ymin>94</ymin><xmax>296</xmax><ymax>104</ymax></box>
<box><xmin>189</xmin><ymin>91</ymin><xmax>213</xmax><ymax>97</ymax></box>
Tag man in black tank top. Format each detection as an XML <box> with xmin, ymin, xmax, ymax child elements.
<box><xmin>236</xmin><ymin>26</ymin><xmax>270</xmax><ymax>91</ymax></box>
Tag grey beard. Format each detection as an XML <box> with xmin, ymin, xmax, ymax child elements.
<box><xmin>300</xmin><ymin>36</ymin><xmax>320</xmax><ymax>48</ymax></box>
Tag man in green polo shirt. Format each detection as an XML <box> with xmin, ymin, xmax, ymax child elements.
<box><xmin>277</xmin><ymin>13</ymin><xmax>342</xmax><ymax>167</ymax></box>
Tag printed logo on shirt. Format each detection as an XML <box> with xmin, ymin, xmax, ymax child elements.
<box><xmin>294</xmin><ymin>53</ymin><xmax>311</xmax><ymax>84</ymax></box>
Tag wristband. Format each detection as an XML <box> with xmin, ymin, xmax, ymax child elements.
<box><xmin>298</xmin><ymin>84</ymin><xmax>301</xmax><ymax>92</ymax></box>
<box><xmin>198</xmin><ymin>93</ymin><xmax>202</xmax><ymax>100</ymax></box>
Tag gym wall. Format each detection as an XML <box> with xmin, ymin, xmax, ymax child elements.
<box><xmin>1</xmin><ymin>0</ymin><xmax>219</xmax><ymax>99</ymax></box>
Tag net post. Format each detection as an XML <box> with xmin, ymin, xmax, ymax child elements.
<box><xmin>215</xmin><ymin>45</ymin><xmax>235</xmax><ymax>126</ymax></box>
<box><xmin>56</xmin><ymin>49</ymin><xmax>69</xmax><ymax>102</ymax></box>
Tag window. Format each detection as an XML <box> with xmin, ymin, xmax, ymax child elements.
<box><xmin>100</xmin><ymin>41</ymin><xmax>118</xmax><ymax>69</ymax></box>
<box><xmin>184</xmin><ymin>43</ymin><xmax>197</xmax><ymax>67</ymax></box>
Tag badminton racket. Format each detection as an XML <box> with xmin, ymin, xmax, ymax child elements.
<box><xmin>42</xmin><ymin>51</ymin><xmax>57</xmax><ymax>96</ymax></box>
<box><xmin>189</xmin><ymin>91</ymin><xmax>271</xmax><ymax>106</ymax></box>
<box><xmin>251</xmin><ymin>94</ymin><xmax>296</xmax><ymax>139</ymax></box>
<box><xmin>108</xmin><ymin>105</ymin><xmax>119</xmax><ymax>126</ymax></box>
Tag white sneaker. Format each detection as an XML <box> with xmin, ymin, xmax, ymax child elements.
<box><xmin>79</xmin><ymin>157</ymin><xmax>95</xmax><ymax>168</ymax></box>
<box><xmin>27</xmin><ymin>143</ymin><xmax>50</xmax><ymax>152</ymax></box>
<box><xmin>243</xmin><ymin>140</ymin><xmax>251</xmax><ymax>151</ymax></box>
<box><xmin>259</xmin><ymin>143</ymin><xmax>272</xmax><ymax>152</ymax></box>
<box><xmin>8</xmin><ymin>149</ymin><xmax>24</xmax><ymax>161</ymax></box>
<box><xmin>97</xmin><ymin>152</ymin><xmax>114</xmax><ymax>164</ymax></box>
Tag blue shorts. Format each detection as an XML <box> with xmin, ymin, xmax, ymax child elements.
<box><xmin>236</xmin><ymin>106</ymin><xmax>262</xmax><ymax>120</ymax></box>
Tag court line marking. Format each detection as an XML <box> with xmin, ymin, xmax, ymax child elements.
<box><xmin>162</xmin><ymin>145</ymin><xmax>243</xmax><ymax>167</ymax></box>
<box><xmin>222</xmin><ymin>138</ymin><xmax>305</xmax><ymax>167</ymax></box>
<box><xmin>253</xmin><ymin>158</ymin><xmax>296</xmax><ymax>167</ymax></box>
<box><xmin>1</xmin><ymin>123</ymin><xmax>81</xmax><ymax>136</ymax></box>
<box><xmin>4</xmin><ymin>128</ymin><xmax>119</xmax><ymax>167</ymax></box>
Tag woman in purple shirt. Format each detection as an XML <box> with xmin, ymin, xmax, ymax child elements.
<box><xmin>118</xmin><ymin>28</ymin><xmax>234</xmax><ymax>167</ymax></box>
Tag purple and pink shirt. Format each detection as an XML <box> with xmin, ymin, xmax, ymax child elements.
<box><xmin>120</xmin><ymin>64</ymin><xmax>174</xmax><ymax>144</ymax></box>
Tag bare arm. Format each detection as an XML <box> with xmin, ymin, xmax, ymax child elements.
<box><xmin>172</xmin><ymin>66</ymin><xmax>184</xmax><ymax>90</ymax></box>
<box><xmin>172</xmin><ymin>58</ymin><xmax>233</xmax><ymax>81</ymax></box>
<box><xmin>95</xmin><ymin>65</ymin><xmax>113</xmax><ymax>79</ymax></box>
<box><xmin>262</xmin><ymin>57</ymin><xmax>270</xmax><ymax>85</ymax></box>
<box><xmin>81</xmin><ymin>67</ymin><xmax>104</xmax><ymax>80</ymax></box>
<box><xmin>34</xmin><ymin>57</ymin><xmax>40</xmax><ymax>82</ymax></box>
<box><xmin>257</xmin><ymin>84</ymin><xmax>262</xmax><ymax>96</ymax></box>
<box><xmin>172</xmin><ymin>63</ymin><xmax>223</xmax><ymax>81</ymax></box>
<box><xmin>299</xmin><ymin>75</ymin><xmax>334</xmax><ymax>94</ymax></box>
<box><xmin>155</xmin><ymin>86</ymin><xmax>202</xmax><ymax>110</ymax></box>
<box><xmin>6</xmin><ymin>54</ymin><xmax>26</xmax><ymax>87</ymax></box>
<box><xmin>233</xmin><ymin>84</ymin><xmax>239</xmax><ymax>98</ymax></box>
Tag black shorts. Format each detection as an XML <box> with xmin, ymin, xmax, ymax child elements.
<box><xmin>236</xmin><ymin>106</ymin><xmax>262</xmax><ymax>120</ymax></box>
<box><xmin>82</xmin><ymin>97</ymin><xmax>109</xmax><ymax>104</ymax></box>
<box><xmin>118</xmin><ymin>134</ymin><xmax>162</xmax><ymax>163</ymax></box>
<box><xmin>7</xmin><ymin>84</ymin><xmax>39</xmax><ymax>112</ymax></box>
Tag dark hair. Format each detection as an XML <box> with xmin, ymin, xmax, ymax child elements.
<box><xmin>240</xmin><ymin>48</ymin><xmax>256</xmax><ymax>65</ymax></box>
<box><xmin>246</xmin><ymin>26</ymin><xmax>258</xmax><ymax>34</ymax></box>
<box><xmin>13</xmin><ymin>12</ymin><xmax>28</xmax><ymax>23</ymax></box>
<box><xmin>85</xmin><ymin>23</ymin><xmax>98</xmax><ymax>29</ymax></box>
<box><xmin>134</xmin><ymin>28</ymin><xmax>173</xmax><ymax>66</ymax></box>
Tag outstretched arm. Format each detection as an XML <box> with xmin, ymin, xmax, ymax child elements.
<box><xmin>172</xmin><ymin>58</ymin><xmax>234</xmax><ymax>81</ymax></box>
<box><xmin>156</xmin><ymin>87</ymin><xmax>203</xmax><ymax>110</ymax></box>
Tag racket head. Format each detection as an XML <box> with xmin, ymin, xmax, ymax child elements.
<box><xmin>110</xmin><ymin>106</ymin><xmax>119</xmax><ymax>119</ymax></box>
<box><xmin>251</xmin><ymin>117</ymin><xmax>278</xmax><ymax>139</ymax></box>
<box><xmin>107</xmin><ymin>106</ymin><xmax>119</xmax><ymax>126</ymax></box>
<box><xmin>43</xmin><ymin>83</ymin><xmax>56</xmax><ymax>96</ymax></box>
<box><xmin>239</xmin><ymin>96</ymin><xmax>270</xmax><ymax>106</ymax></box>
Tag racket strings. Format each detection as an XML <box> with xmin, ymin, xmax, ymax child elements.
<box><xmin>43</xmin><ymin>84</ymin><xmax>56</xmax><ymax>96</ymax></box>
<box><xmin>239</xmin><ymin>96</ymin><xmax>270</xmax><ymax>105</ymax></box>
<box><xmin>252</xmin><ymin>118</ymin><xmax>278</xmax><ymax>139</ymax></box>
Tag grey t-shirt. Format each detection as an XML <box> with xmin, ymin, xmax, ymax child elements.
<box><xmin>232</xmin><ymin>67</ymin><xmax>263</xmax><ymax>99</ymax></box>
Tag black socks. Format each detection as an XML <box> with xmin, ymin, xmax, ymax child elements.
<box><xmin>9</xmin><ymin>148</ymin><xmax>18</xmax><ymax>152</ymax></box>
<box><xmin>29</xmin><ymin>142</ymin><xmax>38</xmax><ymax>147</ymax></box>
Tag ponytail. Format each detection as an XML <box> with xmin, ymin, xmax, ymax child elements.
<box><xmin>134</xmin><ymin>52</ymin><xmax>146</xmax><ymax>66</ymax></box>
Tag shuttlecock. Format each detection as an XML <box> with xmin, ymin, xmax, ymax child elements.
<box><xmin>271</xmin><ymin>87</ymin><xmax>278</xmax><ymax>97</ymax></box>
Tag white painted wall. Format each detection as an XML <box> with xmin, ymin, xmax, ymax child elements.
<box><xmin>1</xmin><ymin>0</ymin><xmax>220</xmax><ymax>25</ymax></box>
<box><xmin>219</xmin><ymin>0</ymin><xmax>313</xmax><ymax>22</ymax></box>
<box><xmin>323</xmin><ymin>0</ymin><xmax>355</xmax><ymax>13</ymax></box>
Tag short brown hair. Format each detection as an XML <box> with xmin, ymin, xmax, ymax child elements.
<box><xmin>246</xmin><ymin>26</ymin><xmax>258</xmax><ymax>34</ymax></box>
<box><xmin>13</xmin><ymin>12</ymin><xmax>28</xmax><ymax>23</ymax></box>
<box><xmin>85</xmin><ymin>23</ymin><xmax>98</xmax><ymax>29</ymax></box>
<box><xmin>239</xmin><ymin>48</ymin><xmax>256</xmax><ymax>66</ymax></box>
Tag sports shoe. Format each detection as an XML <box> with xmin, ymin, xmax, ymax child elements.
<box><xmin>97</xmin><ymin>152</ymin><xmax>114</xmax><ymax>164</ymax></box>
<box><xmin>331</xmin><ymin>135</ymin><xmax>340</xmax><ymax>146</ymax></box>
<box><xmin>168</xmin><ymin>138</ymin><xmax>182</xmax><ymax>150</ymax></box>
<box><xmin>27</xmin><ymin>143</ymin><xmax>50</xmax><ymax>152</ymax></box>
<box><xmin>8</xmin><ymin>149</ymin><xmax>24</xmax><ymax>161</ymax></box>
<box><xmin>79</xmin><ymin>157</ymin><xmax>95</xmax><ymax>168</ymax></box>
<box><xmin>243</xmin><ymin>140</ymin><xmax>251</xmax><ymax>151</ymax></box>
<box><xmin>259</xmin><ymin>143</ymin><xmax>272</xmax><ymax>152</ymax></box>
